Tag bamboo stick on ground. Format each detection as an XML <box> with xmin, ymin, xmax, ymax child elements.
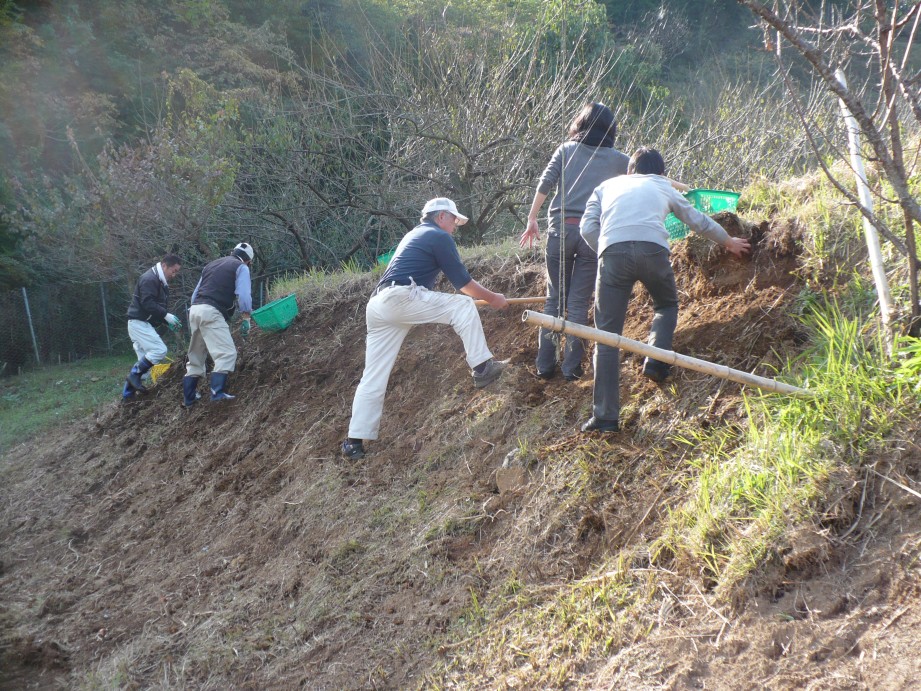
<box><xmin>474</xmin><ymin>296</ymin><xmax>547</xmax><ymax>307</ymax></box>
<box><xmin>522</xmin><ymin>310</ymin><xmax>810</xmax><ymax>397</ymax></box>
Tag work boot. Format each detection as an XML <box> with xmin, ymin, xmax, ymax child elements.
<box><xmin>209</xmin><ymin>372</ymin><xmax>236</xmax><ymax>401</ymax></box>
<box><xmin>126</xmin><ymin>357</ymin><xmax>154</xmax><ymax>392</ymax></box>
<box><xmin>121</xmin><ymin>380</ymin><xmax>136</xmax><ymax>401</ymax></box>
<box><xmin>182</xmin><ymin>376</ymin><xmax>201</xmax><ymax>407</ymax></box>
<box><xmin>581</xmin><ymin>417</ymin><xmax>620</xmax><ymax>433</ymax></box>
<box><xmin>341</xmin><ymin>438</ymin><xmax>365</xmax><ymax>460</ymax></box>
<box><xmin>562</xmin><ymin>365</ymin><xmax>584</xmax><ymax>382</ymax></box>
<box><xmin>473</xmin><ymin>358</ymin><xmax>508</xmax><ymax>389</ymax></box>
<box><xmin>642</xmin><ymin>358</ymin><xmax>671</xmax><ymax>384</ymax></box>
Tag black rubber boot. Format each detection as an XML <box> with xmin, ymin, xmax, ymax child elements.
<box><xmin>182</xmin><ymin>376</ymin><xmax>201</xmax><ymax>407</ymax></box>
<box><xmin>126</xmin><ymin>357</ymin><xmax>155</xmax><ymax>392</ymax></box>
<box><xmin>581</xmin><ymin>417</ymin><xmax>620</xmax><ymax>433</ymax></box>
<box><xmin>642</xmin><ymin>358</ymin><xmax>671</xmax><ymax>384</ymax></box>
<box><xmin>341</xmin><ymin>438</ymin><xmax>365</xmax><ymax>460</ymax></box>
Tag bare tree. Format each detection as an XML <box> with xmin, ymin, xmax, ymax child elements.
<box><xmin>739</xmin><ymin>0</ymin><xmax>921</xmax><ymax>335</ymax></box>
<box><xmin>283</xmin><ymin>21</ymin><xmax>640</xmax><ymax>249</ymax></box>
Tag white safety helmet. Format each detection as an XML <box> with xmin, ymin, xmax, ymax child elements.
<box><xmin>233</xmin><ymin>242</ymin><xmax>254</xmax><ymax>261</ymax></box>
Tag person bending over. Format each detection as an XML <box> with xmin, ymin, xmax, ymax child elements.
<box><xmin>342</xmin><ymin>198</ymin><xmax>508</xmax><ymax>460</ymax></box>
<box><xmin>123</xmin><ymin>253</ymin><xmax>182</xmax><ymax>400</ymax></box>
<box><xmin>579</xmin><ymin>148</ymin><xmax>751</xmax><ymax>433</ymax></box>
<box><xmin>183</xmin><ymin>242</ymin><xmax>254</xmax><ymax>405</ymax></box>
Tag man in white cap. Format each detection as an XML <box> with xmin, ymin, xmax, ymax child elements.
<box><xmin>341</xmin><ymin>198</ymin><xmax>509</xmax><ymax>460</ymax></box>
<box><xmin>183</xmin><ymin>242</ymin><xmax>254</xmax><ymax>405</ymax></box>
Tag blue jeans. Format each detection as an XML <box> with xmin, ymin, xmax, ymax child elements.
<box><xmin>592</xmin><ymin>241</ymin><xmax>678</xmax><ymax>422</ymax></box>
<box><xmin>536</xmin><ymin>221</ymin><xmax>598</xmax><ymax>377</ymax></box>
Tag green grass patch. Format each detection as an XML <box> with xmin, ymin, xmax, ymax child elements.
<box><xmin>654</xmin><ymin>301</ymin><xmax>913</xmax><ymax>597</ymax></box>
<box><xmin>0</xmin><ymin>354</ymin><xmax>135</xmax><ymax>453</ymax></box>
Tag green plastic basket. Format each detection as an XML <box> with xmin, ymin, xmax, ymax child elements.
<box><xmin>665</xmin><ymin>189</ymin><xmax>741</xmax><ymax>241</ymax></box>
<box><xmin>377</xmin><ymin>248</ymin><xmax>396</xmax><ymax>267</ymax></box>
<box><xmin>251</xmin><ymin>294</ymin><xmax>298</xmax><ymax>332</ymax></box>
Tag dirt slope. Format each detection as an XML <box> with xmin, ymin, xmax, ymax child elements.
<box><xmin>2</xmin><ymin>215</ymin><xmax>919</xmax><ymax>689</ymax></box>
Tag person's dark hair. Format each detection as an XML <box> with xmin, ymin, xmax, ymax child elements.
<box><xmin>162</xmin><ymin>253</ymin><xmax>181</xmax><ymax>267</ymax></box>
<box><xmin>568</xmin><ymin>102</ymin><xmax>617</xmax><ymax>148</ymax></box>
<box><xmin>627</xmin><ymin>147</ymin><xmax>666</xmax><ymax>175</ymax></box>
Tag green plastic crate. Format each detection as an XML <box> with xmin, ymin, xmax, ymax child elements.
<box><xmin>251</xmin><ymin>294</ymin><xmax>298</xmax><ymax>332</ymax></box>
<box><xmin>665</xmin><ymin>189</ymin><xmax>741</xmax><ymax>241</ymax></box>
<box><xmin>377</xmin><ymin>248</ymin><xmax>396</xmax><ymax>267</ymax></box>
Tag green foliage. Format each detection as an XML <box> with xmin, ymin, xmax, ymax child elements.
<box><xmin>170</xmin><ymin>0</ymin><xmax>229</xmax><ymax>27</ymax></box>
<box><xmin>892</xmin><ymin>336</ymin><xmax>921</xmax><ymax>396</ymax></box>
<box><xmin>0</xmin><ymin>354</ymin><xmax>135</xmax><ymax>452</ymax></box>
<box><xmin>0</xmin><ymin>175</ymin><xmax>31</xmax><ymax>289</ymax></box>
<box><xmin>0</xmin><ymin>0</ymin><xmax>844</xmax><ymax>298</ymax></box>
<box><xmin>77</xmin><ymin>69</ymin><xmax>243</xmax><ymax>279</ymax></box>
<box><xmin>0</xmin><ymin>0</ymin><xmax>20</xmax><ymax>26</ymax></box>
<box><xmin>654</xmin><ymin>301</ymin><xmax>907</xmax><ymax>595</ymax></box>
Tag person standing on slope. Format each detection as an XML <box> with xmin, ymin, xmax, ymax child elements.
<box><xmin>579</xmin><ymin>147</ymin><xmax>751</xmax><ymax>433</ymax></box>
<box><xmin>520</xmin><ymin>102</ymin><xmax>630</xmax><ymax>382</ymax></box>
<box><xmin>341</xmin><ymin>198</ymin><xmax>509</xmax><ymax>460</ymax></box>
<box><xmin>123</xmin><ymin>253</ymin><xmax>183</xmax><ymax>399</ymax></box>
<box><xmin>183</xmin><ymin>242</ymin><xmax>254</xmax><ymax>405</ymax></box>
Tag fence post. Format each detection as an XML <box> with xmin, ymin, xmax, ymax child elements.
<box><xmin>22</xmin><ymin>287</ymin><xmax>40</xmax><ymax>365</ymax></box>
<box><xmin>100</xmin><ymin>282</ymin><xmax>112</xmax><ymax>352</ymax></box>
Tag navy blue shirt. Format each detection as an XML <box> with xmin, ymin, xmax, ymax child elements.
<box><xmin>377</xmin><ymin>222</ymin><xmax>472</xmax><ymax>291</ymax></box>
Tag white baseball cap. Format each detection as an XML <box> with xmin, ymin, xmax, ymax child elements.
<box><xmin>422</xmin><ymin>197</ymin><xmax>469</xmax><ymax>225</ymax></box>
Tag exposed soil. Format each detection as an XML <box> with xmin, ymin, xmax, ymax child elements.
<box><xmin>2</xmin><ymin>214</ymin><xmax>920</xmax><ymax>689</ymax></box>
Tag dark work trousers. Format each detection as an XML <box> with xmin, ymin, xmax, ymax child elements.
<box><xmin>536</xmin><ymin>219</ymin><xmax>598</xmax><ymax>377</ymax></box>
<box><xmin>592</xmin><ymin>241</ymin><xmax>678</xmax><ymax>422</ymax></box>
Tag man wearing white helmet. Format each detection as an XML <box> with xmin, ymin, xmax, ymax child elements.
<box><xmin>183</xmin><ymin>242</ymin><xmax>254</xmax><ymax>405</ymax></box>
<box><xmin>341</xmin><ymin>198</ymin><xmax>509</xmax><ymax>460</ymax></box>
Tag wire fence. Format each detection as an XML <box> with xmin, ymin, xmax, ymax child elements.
<box><xmin>1</xmin><ymin>277</ymin><xmax>277</xmax><ymax>377</ymax></box>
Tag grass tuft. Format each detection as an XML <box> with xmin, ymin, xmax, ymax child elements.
<box><xmin>653</xmin><ymin>300</ymin><xmax>908</xmax><ymax>598</ymax></box>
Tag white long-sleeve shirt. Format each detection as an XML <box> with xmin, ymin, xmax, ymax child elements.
<box><xmin>580</xmin><ymin>174</ymin><xmax>730</xmax><ymax>255</ymax></box>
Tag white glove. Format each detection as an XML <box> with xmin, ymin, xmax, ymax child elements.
<box><xmin>165</xmin><ymin>313</ymin><xmax>181</xmax><ymax>327</ymax></box>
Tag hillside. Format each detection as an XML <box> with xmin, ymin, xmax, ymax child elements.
<box><xmin>2</xmin><ymin>214</ymin><xmax>921</xmax><ymax>689</ymax></box>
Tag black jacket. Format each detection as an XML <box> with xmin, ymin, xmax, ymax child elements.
<box><xmin>126</xmin><ymin>266</ymin><xmax>169</xmax><ymax>325</ymax></box>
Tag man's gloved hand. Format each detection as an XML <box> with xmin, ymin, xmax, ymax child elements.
<box><xmin>241</xmin><ymin>318</ymin><xmax>251</xmax><ymax>338</ymax></box>
<box><xmin>165</xmin><ymin>313</ymin><xmax>182</xmax><ymax>331</ymax></box>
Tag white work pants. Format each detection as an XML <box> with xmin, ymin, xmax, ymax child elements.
<box><xmin>347</xmin><ymin>286</ymin><xmax>492</xmax><ymax>440</ymax></box>
<box><xmin>186</xmin><ymin>304</ymin><xmax>237</xmax><ymax>377</ymax></box>
<box><xmin>127</xmin><ymin>320</ymin><xmax>168</xmax><ymax>364</ymax></box>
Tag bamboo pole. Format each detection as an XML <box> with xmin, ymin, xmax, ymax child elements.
<box><xmin>835</xmin><ymin>69</ymin><xmax>894</xmax><ymax>336</ymax></box>
<box><xmin>99</xmin><ymin>282</ymin><xmax>111</xmax><ymax>352</ymax></box>
<box><xmin>22</xmin><ymin>287</ymin><xmax>40</xmax><ymax>366</ymax></box>
<box><xmin>523</xmin><ymin>311</ymin><xmax>810</xmax><ymax>397</ymax></box>
<box><xmin>475</xmin><ymin>296</ymin><xmax>547</xmax><ymax>307</ymax></box>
